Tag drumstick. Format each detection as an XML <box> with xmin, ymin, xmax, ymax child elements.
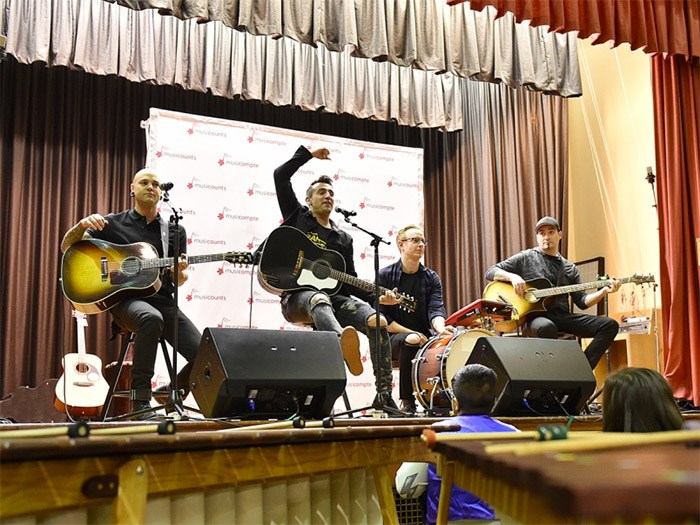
<box><xmin>422</xmin><ymin>429</ymin><xmax>538</xmax><ymax>448</ymax></box>
<box><xmin>0</xmin><ymin>421</ymin><xmax>89</xmax><ymax>439</ymax></box>
<box><xmin>91</xmin><ymin>421</ymin><xmax>175</xmax><ymax>436</ymax></box>
<box><xmin>486</xmin><ymin>429</ymin><xmax>700</xmax><ymax>456</ymax></box>
<box><xmin>219</xmin><ymin>416</ymin><xmax>306</xmax><ymax>432</ymax></box>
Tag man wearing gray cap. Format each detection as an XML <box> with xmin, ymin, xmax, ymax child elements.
<box><xmin>484</xmin><ymin>216</ymin><xmax>620</xmax><ymax>369</ymax></box>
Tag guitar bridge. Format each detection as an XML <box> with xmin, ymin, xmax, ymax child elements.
<box><xmin>292</xmin><ymin>250</ymin><xmax>304</xmax><ymax>277</ymax></box>
<box><xmin>100</xmin><ymin>257</ymin><xmax>108</xmax><ymax>282</ymax></box>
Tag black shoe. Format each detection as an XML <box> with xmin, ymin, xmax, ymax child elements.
<box><xmin>399</xmin><ymin>399</ymin><xmax>417</xmax><ymax>415</ymax></box>
<box><xmin>153</xmin><ymin>383</ymin><xmax>190</xmax><ymax>403</ymax></box>
<box><xmin>130</xmin><ymin>400</ymin><xmax>157</xmax><ymax>420</ymax></box>
<box><xmin>373</xmin><ymin>391</ymin><xmax>401</xmax><ymax>412</ymax></box>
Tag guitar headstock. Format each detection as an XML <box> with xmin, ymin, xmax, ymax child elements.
<box><xmin>397</xmin><ymin>293</ymin><xmax>417</xmax><ymax>314</ymax></box>
<box><xmin>630</xmin><ymin>273</ymin><xmax>655</xmax><ymax>285</ymax></box>
<box><xmin>224</xmin><ymin>252</ymin><xmax>255</xmax><ymax>267</ymax></box>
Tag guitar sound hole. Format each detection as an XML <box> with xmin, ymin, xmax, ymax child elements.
<box><xmin>121</xmin><ymin>257</ymin><xmax>142</xmax><ymax>276</ymax></box>
<box><xmin>311</xmin><ymin>261</ymin><xmax>332</xmax><ymax>280</ymax></box>
<box><xmin>75</xmin><ymin>363</ymin><xmax>90</xmax><ymax>374</ymax></box>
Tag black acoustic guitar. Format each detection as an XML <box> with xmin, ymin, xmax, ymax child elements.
<box><xmin>61</xmin><ymin>239</ymin><xmax>253</xmax><ymax>314</ymax></box>
<box><xmin>257</xmin><ymin>226</ymin><xmax>417</xmax><ymax>312</ymax></box>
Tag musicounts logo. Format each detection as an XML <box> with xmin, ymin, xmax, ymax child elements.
<box><xmin>185</xmin><ymin>288</ymin><xmax>227</xmax><ymax>302</ymax></box>
<box><xmin>358</xmin><ymin>247</ymin><xmax>396</xmax><ymax>262</ymax></box>
<box><xmin>358</xmin><ymin>198</ymin><xmax>396</xmax><ymax>212</ymax></box>
<box><xmin>217</xmin><ymin>317</ymin><xmax>257</xmax><ymax>329</ymax></box>
<box><xmin>217</xmin><ymin>207</ymin><xmax>260</xmax><ymax>222</ymax></box>
<box><xmin>247</xmin><ymin>291</ymin><xmax>280</xmax><ymax>305</ymax></box>
<box><xmin>387</xmin><ymin>176</ymin><xmax>422</xmax><ymax>190</ymax></box>
<box><xmin>333</xmin><ymin>169</ymin><xmax>370</xmax><ymax>184</ymax></box>
<box><xmin>217</xmin><ymin>262</ymin><xmax>252</xmax><ymax>276</ymax></box>
<box><xmin>246</xmin><ymin>236</ymin><xmax>263</xmax><ymax>251</ymax></box>
<box><xmin>218</xmin><ymin>153</ymin><xmax>260</xmax><ymax>169</ymax></box>
<box><xmin>246</xmin><ymin>130</ymin><xmax>287</xmax><ymax>147</ymax></box>
<box><xmin>246</xmin><ymin>183</ymin><xmax>276</xmax><ymax>198</ymax></box>
<box><xmin>187</xmin><ymin>232</ymin><xmax>227</xmax><ymax>246</ymax></box>
<box><xmin>358</xmin><ymin>148</ymin><xmax>395</xmax><ymax>162</ymax></box>
<box><xmin>154</xmin><ymin>146</ymin><xmax>198</xmax><ymax>161</ymax></box>
<box><xmin>187</xmin><ymin>123</ymin><xmax>227</xmax><ymax>138</ymax></box>
<box><xmin>186</xmin><ymin>177</ymin><xmax>228</xmax><ymax>192</ymax></box>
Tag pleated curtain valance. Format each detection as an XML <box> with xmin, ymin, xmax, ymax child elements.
<box><xmin>4</xmin><ymin>0</ymin><xmax>582</xmax><ymax>130</ymax></box>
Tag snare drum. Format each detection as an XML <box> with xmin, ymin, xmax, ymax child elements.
<box><xmin>411</xmin><ymin>329</ymin><xmax>494</xmax><ymax>410</ymax></box>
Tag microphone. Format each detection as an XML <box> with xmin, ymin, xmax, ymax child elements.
<box><xmin>160</xmin><ymin>182</ymin><xmax>175</xmax><ymax>191</ymax></box>
<box><xmin>335</xmin><ymin>206</ymin><xmax>357</xmax><ymax>217</ymax></box>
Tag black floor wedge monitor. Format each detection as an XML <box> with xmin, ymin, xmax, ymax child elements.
<box><xmin>191</xmin><ymin>328</ymin><xmax>346</xmax><ymax>419</ymax></box>
<box><xmin>466</xmin><ymin>337</ymin><xmax>596</xmax><ymax>416</ymax></box>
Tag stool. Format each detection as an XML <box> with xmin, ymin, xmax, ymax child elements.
<box><xmin>99</xmin><ymin>329</ymin><xmax>172</xmax><ymax>421</ymax></box>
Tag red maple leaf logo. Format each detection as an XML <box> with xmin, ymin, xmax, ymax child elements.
<box><xmin>217</xmin><ymin>267</ymin><xmax>224</xmax><ymax>275</ymax></box>
<box><xmin>187</xmin><ymin>181</ymin><xmax>193</xmax><ymax>189</ymax></box>
<box><xmin>359</xmin><ymin>152</ymin><xmax>364</xmax><ymax>159</ymax></box>
<box><xmin>333</xmin><ymin>173</ymin><xmax>340</xmax><ymax>181</ymax></box>
<box><xmin>360</xmin><ymin>252</ymin><xmax>367</xmax><ymax>260</ymax></box>
<box><xmin>218</xmin><ymin>158</ymin><xmax>225</xmax><ymax>166</ymax></box>
<box><xmin>186</xmin><ymin>293</ymin><xmax>193</xmax><ymax>301</ymax></box>
<box><xmin>247</xmin><ymin>297</ymin><xmax>253</xmax><ymax>305</ymax></box>
<box><xmin>155</xmin><ymin>150</ymin><xmax>163</xmax><ymax>158</ymax></box>
<box><xmin>187</xmin><ymin>127</ymin><xmax>194</xmax><ymax>135</ymax></box>
<box><xmin>387</xmin><ymin>180</ymin><xmax>393</xmax><ymax>187</ymax></box>
<box><xmin>217</xmin><ymin>212</ymin><xmax>224</xmax><ymax>220</ymax></box>
<box><xmin>247</xmin><ymin>135</ymin><xmax>254</xmax><ymax>143</ymax></box>
<box><xmin>247</xmin><ymin>188</ymin><xmax>254</xmax><ymax>196</ymax></box>
<box><xmin>247</xmin><ymin>242</ymin><xmax>254</xmax><ymax>250</ymax></box>
<box><xmin>359</xmin><ymin>201</ymin><xmax>366</xmax><ymax>209</ymax></box>
<box><xmin>187</xmin><ymin>237</ymin><xmax>193</xmax><ymax>245</ymax></box>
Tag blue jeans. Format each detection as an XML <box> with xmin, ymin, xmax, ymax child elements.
<box><xmin>281</xmin><ymin>291</ymin><xmax>393</xmax><ymax>393</ymax></box>
<box><xmin>111</xmin><ymin>294</ymin><xmax>201</xmax><ymax>400</ymax></box>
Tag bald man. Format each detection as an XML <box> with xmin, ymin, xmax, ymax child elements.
<box><xmin>61</xmin><ymin>168</ymin><xmax>201</xmax><ymax>418</ymax></box>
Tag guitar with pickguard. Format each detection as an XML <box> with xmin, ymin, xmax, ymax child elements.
<box><xmin>483</xmin><ymin>273</ymin><xmax>655</xmax><ymax>330</ymax></box>
<box><xmin>55</xmin><ymin>310</ymin><xmax>110</xmax><ymax>418</ymax></box>
<box><xmin>257</xmin><ymin>226</ymin><xmax>417</xmax><ymax>312</ymax></box>
<box><xmin>61</xmin><ymin>239</ymin><xmax>254</xmax><ymax>314</ymax></box>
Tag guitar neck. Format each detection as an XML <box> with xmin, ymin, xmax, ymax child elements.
<box><xmin>327</xmin><ymin>268</ymin><xmax>390</xmax><ymax>297</ymax></box>
<box><xmin>532</xmin><ymin>276</ymin><xmax>635</xmax><ymax>298</ymax></box>
<box><xmin>141</xmin><ymin>253</ymin><xmax>230</xmax><ymax>270</ymax></box>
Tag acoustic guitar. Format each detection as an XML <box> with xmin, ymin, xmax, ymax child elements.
<box><xmin>61</xmin><ymin>239</ymin><xmax>254</xmax><ymax>314</ymax></box>
<box><xmin>54</xmin><ymin>311</ymin><xmax>110</xmax><ymax>418</ymax></box>
<box><xmin>257</xmin><ymin>226</ymin><xmax>417</xmax><ymax>312</ymax></box>
<box><xmin>483</xmin><ymin>273</ymin><xmax>655</xmax><ymax>330</ymax></box>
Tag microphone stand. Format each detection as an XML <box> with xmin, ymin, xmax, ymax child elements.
<box><xmin>333</xmin><ymin>211</ymin><xmax>405</xmax><ymax>418</ymax></box>
<box><xmin>155</xmin><ymin>188</ymin><xmax>186</xmax><ymax>418</ymax></box>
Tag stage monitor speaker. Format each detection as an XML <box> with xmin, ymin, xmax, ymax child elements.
<box><xmin>191</xmin><ymin>328</ymin><xmax>346</xmax><ymax>419</ymax></box>
<box><xmin>466</xmin><ymin>337</ymin><xmax>596</xmax><ymax>416</ymax></box>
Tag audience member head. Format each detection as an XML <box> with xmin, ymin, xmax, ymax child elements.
<box><xmin>451</xmin><ymin>364</ymin><xmax>498</xmax><ymax>415</ymax></box>
<box><xmin>602</xmin><ymin>367</ymin><xmax>683</xmax><ymax>432</ymax></box>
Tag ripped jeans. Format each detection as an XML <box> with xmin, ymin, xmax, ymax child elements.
<box><xmin>281</xmin><ymin>291</ymin><xmax>393</xmax><ymax>393</ymax></box>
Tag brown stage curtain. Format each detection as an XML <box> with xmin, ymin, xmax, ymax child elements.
<box><xmin>0</xmin><ymin>57</ymin><xmax>566</xmax><ymax>399</ymax></box>
<box><xmin>652</xmin><ymin>55</ymin><xmax>700</xmax><ymax>406</ymax></box>
<box><xmin>453</xmin><ymin>0</ymin><xmax>700</xmax><ymax>59</ymax></box>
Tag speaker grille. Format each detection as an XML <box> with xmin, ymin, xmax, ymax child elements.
<box><xmin>191</xmin><ymin>328</ymin><xmax>346</xmax><ymax>419</ymax></box>
<box><xmin>467</xmin><ymin>337</ymin><xmax>596</xmax><ymax>416</ymax></box>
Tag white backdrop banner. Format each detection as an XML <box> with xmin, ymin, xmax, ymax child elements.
<box><xmin>145</xmin><ymin>108</ymin><xmax>424</xmax><ymax>413</ymax></box>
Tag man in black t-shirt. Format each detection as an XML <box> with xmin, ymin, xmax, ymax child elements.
<box><xmin>61</xmin><ymin>168</ymin><xmax>201</xmax><ymax>418</ymax></box>
<box><xmin>378</xmin><ymin>225</ymin><xmax>454</xmax><ymax>413</ymax></box>
<box><xmin>484</xmin><ymin>216</ymin><xmax>620</xmax><ymax>369</ymax></box>
<box><xmin>271</xmin><ymin>146</ymin><xmax>401</xmax><ymax>408</ymax></box>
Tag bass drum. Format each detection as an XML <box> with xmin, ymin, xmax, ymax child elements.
<box><xmin>411</xmin><ymin>329</ymin><xmax>494</xmax><ymax>411</ymax></box>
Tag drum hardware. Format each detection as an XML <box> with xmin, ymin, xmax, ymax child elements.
<box><xmin>412</xmin><ymin>329</ymin><xmax>495</xmax><ymax>412</ymax></box>
<box><xmin>445</xmin><ymin>299</ymin><xmax>513</xmax><ymax>332</ymax></box>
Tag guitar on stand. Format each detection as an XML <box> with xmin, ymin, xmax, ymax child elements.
<box><xmin>55</xmin><ymin>310</ymin><xmax>110</xmax><ymax>418</ymax></box>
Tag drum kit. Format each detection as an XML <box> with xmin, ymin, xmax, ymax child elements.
<box><xmin>411</xmin><ymin>298</ymin><xmax>512</xmax><ymax>414</ymax></box>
